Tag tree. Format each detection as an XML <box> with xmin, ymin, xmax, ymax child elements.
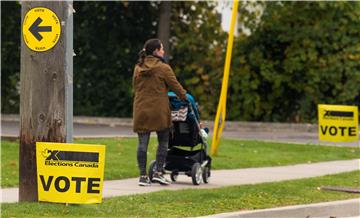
<box><xmin>2</xmin><ymin>2</ymin><xmax>227</xmax><ymax>120</ymax></box>
<box><xmin>1</xmin><ymin>1</ymin><xmax>21</xmax><ymax>114</ymax></box>
<box><xmin>229</xmin><ymin>1</ymin><xmax>360</xmax><ymax>122</ymax></box>
<box><xmin>157</xmin><ymin>1</ymin><xmax>171</xmax><ymax>57</ymax></box>
<box><xmin>73</xmin><ymin>2</ymin><xmax>158</xmax><ymax>117</ymax></box>
<box><xmin>170</xmin><ymin>1</ymin><xmax>226</xmax><ymax>119</ymax></box>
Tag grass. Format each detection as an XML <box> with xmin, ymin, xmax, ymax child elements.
<box><xmin>1</xmin><ymin>170</ymin><xmax>359</xmax><ymax>217</ymax></box>
<box><xmin>2</xmin><ymin>138</ymin><xmax>360</xmax><ymax>187</ymax></box>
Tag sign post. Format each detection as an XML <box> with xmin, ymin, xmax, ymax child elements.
<box><xmin>211</xmin><ymin>0</ymin><xmax>239</xmax><ymax>156</ymax></box>
<box><xmin>20</xmin><ymin>1</ymin><xmax>73</xmax><ymax>202</ymax></box>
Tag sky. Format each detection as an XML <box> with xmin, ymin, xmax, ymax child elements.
<box><xmin>216</xmin><ymin>1</ymin><xmax>239</xmax><ymax>34</ymax></box>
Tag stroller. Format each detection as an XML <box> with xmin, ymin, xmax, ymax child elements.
<box><xmin>148</xmin><ymin>92</ymin><xmax>212</xmax><ymax>185</ymax></box>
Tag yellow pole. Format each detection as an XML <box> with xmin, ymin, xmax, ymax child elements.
<box><xmin>211</xmin><ymin>0</ymin><xmax>239</xmax><ymax>156</ymax></box>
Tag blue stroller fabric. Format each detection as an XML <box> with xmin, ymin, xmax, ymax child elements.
<box><xmin>168</xmin><ymin>91</ymin><xmax>200</xmax><ymax>121</ymax></box>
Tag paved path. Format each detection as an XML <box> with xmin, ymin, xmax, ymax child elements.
<box><xmin>2</xmin><ymin>159</ymin><xmax>359</xmax><ymax>203</ymax></box>
<box><xmin>2</xmin><ymin>118</ymin><xmax>359</xmax><ymax>146</ymax></box>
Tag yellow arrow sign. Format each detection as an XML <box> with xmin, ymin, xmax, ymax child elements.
<box><xmin>23</xmin><ymin>7</ymin><xmax>61</xmax><ymax>52</ymax></box>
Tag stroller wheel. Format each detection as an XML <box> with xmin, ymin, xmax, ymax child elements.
<box><xmin>202</xmin><ymin>166</ymin><xmax>210</xmax><ymax>184</ymax></box>
<box><xmin>170</xmin><ymin>173</ymin><xmax>178</xmax><ymax>182</ymax></box>
<box><xmin>148</xmin><ymin>160</ymin><xmax>156</xmax><ymax>181</ymax></box>
<box><xmin>191</xmin><ymin>163</ymin><xmax>202</xmax><ymax>185</ymax></box>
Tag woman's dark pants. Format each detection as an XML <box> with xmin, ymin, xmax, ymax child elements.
<box><xmin>137</xmin><ymin>128</ymin><xmax>169</xmax><ymax>176</ymax></box>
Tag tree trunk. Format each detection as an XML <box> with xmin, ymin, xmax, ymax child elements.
<box><xmin>157</xmin><ymin>1</ymin><xmax>171</xmax><ymax>59</ymax></box>
<box><xmin>19</xmin><ymin>1</ymin><xmax>73</xmax><ymax>202</ymax></box>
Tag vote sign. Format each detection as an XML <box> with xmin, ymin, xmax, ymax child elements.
<box><xmin>36</xmin><ymin>142</ymin><xmax>106</xmax><ymax>204</ymax></box>
<box><xmin>23</xmin><ymin>7</ymin><xmax>61</xmax><ymax>52</ymax></box>
<box><xmin>318</xmin><ymin>104</ymin><xmax>358</xmax><ymax>142</ymax></box>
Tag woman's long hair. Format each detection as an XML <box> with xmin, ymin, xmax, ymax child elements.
<box><xmin>138</xmin><ymin>38</ymin><xmax>162</xmax><ymax>64</ymax></box>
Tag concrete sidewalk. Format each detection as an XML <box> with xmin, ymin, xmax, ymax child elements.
<box><xmin>2</xmin><ymin>159</ymin><xmax>359</xmax><ymax>203</ymax></box>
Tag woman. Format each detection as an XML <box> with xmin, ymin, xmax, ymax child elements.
<box><xmin>133</xmin><ymin>38</ymin><xmax>187</xmax><ymax>186</ymax></box>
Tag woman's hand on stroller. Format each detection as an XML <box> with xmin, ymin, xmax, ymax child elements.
<box><xmin>199</xmin><ymin>122</ymin><xmax>209</xmax><ymax>139</ymax></box>
<box><xmin>200</xmin><ymin>128</ymin><xmax>208</xmax><ymax>139</ymax></box>
<box><xmin>199</xmin><ymin>122</ymin><xmax>204</xmax><ymax>129</ymax></box>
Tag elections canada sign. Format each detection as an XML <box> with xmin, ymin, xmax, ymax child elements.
<box><xmin>318</xmin><ymin>104</ymin><xmax>358</xmax><ymax>143</ymax></box>
<box><xmin>36</xmin><ymin>142</ymin><xmax>105</xmax><ymax>204</ymax></box>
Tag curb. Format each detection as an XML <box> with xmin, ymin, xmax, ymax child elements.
<box><xmin>1</xmin><ymin>135</ymin><xmax>136</xmax><ymax>141</ymax></box>
<box><xmin>1</xmin><ymin>114</ymin><xmax>319</xmax><ymax>132</ymax></box>
<box><xmin>198</xmin><ymin>198</ymin><xmax>360</xmax><ymax>218</ymax></box>
<box><xmin>1</xmin><ymin>114</ymin><xmax>133</xmax><ymax>127</ymax></box>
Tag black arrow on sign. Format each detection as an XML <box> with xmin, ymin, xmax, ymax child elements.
<box><xmin>29</xmin><ymin>17</ymin><xmax>52</xmax><ymax>41</ymax></box>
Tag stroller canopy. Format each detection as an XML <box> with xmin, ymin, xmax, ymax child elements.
<box><xmin>168</xmin><ymin>91</ymin><xmax>200</xmax><ymax>121</ymax></box>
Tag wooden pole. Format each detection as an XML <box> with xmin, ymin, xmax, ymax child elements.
<box><xmin>19</xmin><ymin>1</ymin><xmax>73</xmax><ymax>202</ymax></box>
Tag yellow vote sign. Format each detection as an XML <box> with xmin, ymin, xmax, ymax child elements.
<box><xmin>23</xmin><ymin>7</ymin><xmax>61</xmax><ymax>52</ymax></box>
<box><xmin>318</xmin><ymin>104</ymin><xmax>358</xmax><ymax>142</ymax></box>
<box><xmin>36</xmin><ymin>142</ymin><xmax>106</xmax><ymax>204</ymax></box>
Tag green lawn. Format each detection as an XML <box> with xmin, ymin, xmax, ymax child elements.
<box><xmin>2</xmin><ymin>138</ymin><xmax>360</xmax><ymax>187</ymax></box>
<box><xmin>2</xmin><ymin>171</ymin><xmax>359</xmax><ymax>218</ymax></box>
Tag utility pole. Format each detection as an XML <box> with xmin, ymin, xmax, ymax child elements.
<box><xmin>19</xmin><ymin>1</ymin><xmax>73</xmax><ymax>202</ymax></box>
